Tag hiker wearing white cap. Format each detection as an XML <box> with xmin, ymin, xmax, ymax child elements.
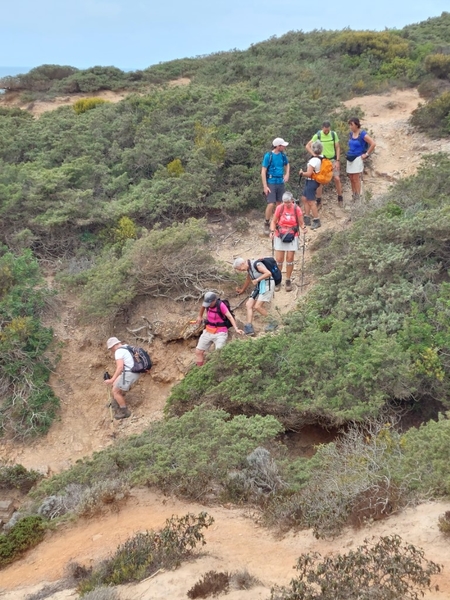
<box><xmin>261</xmin><ymin>137</ymin><xmax>290</xmax><ymax>235</ymax></box>
<box><xmin>194</xmin><ymin>292</ymin><xmax>243</xmax><ymax>367</ymax></box>
<box><xmin>105</xmin><ymin>337</ymin><xmax>141</xmax><ymax>419</ymax></box>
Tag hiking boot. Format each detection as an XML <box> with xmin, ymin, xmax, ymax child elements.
<box><xmin>311</xmin><ymin>218</ymin><xmax>321</xmax><ymax>230</ymax></box>
<box><xmin>337</xmin><ymin>195</ymin><xmax>343</xmax><ymax>206</ymax></box>
<box><xmin>114</xmin><ymin>406</ymin><xmax>131</xmax><ymax>420</ymax></box>
<box><xmin>304</xmin><ymin>215</ymin><xmax>311</xmax><ymax>226</ymax></box>
<box><xmin>285</xmin><ymin>279</ymin><xmax>293</xmax><ymax>292</ymax></box>
<box><xmin>275</xmin><ymin>284</ymin><xmax>281</xmax><ymax>292</ymax></box>
<box><xmin>244</xmin><ymin>324</ymin><xmax>255</xmax><ymax>336</ymax></box>
<box><xmin>263</xmin><ymin>220</ymin><xmax>270</xmax><ymax>236</ymax></box>
<box><xmin>265</xmin><ymin>321</ymin><xmax>279</xmax><ymax>332</ymax></box>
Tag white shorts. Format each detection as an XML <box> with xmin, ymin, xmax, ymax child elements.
<box><xmin>252</xmin><ymin>278</ymin><xmax>275</xmax><ymax>303</ymax></box>
<box><xmin>346</xmin><ymin>156</ymin><xmax>364</xmax><ymax>174</ymax></box>
<box><xmin>274</xmin><ymin>235</ymin><xmax>299</xmax><ymax>252</ymax></box>
<box><xmin>196</xmin><ymin>330</ymin><xmax>228</xmax><ymax>351</ymax></box>
<box><xmin>114</xmin><ymin>371</ymin><xmax>140</xmax><ymax>392</ymax></box>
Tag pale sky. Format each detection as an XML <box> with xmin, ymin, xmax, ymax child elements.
<box><xmin>1</xmin><ymin>1</ymin><xmax>449</xmax><ymax>71</ymax></box>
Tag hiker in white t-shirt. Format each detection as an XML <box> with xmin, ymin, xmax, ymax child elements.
<box><xmin>299</xmin><ymin>140</ymin><xmax>323</xmax><ymax>231</ymax></box>
<box><xmin>105</xmin><ymin>337</ymin><xmax>140</xmax><ymax>419</ymax></box>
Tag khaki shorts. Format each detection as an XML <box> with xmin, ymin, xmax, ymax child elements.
<box><xmin>114</xmin><ymin>371</ymin><xmax>140</xmax><ymax>392</ymax></box>
<box><xmin>196</xmin><ymin>330</ymin><xmax>228</xmax><ymax>351</ymax></box>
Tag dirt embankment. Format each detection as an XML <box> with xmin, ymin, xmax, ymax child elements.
<box><xmin>1</xmin><ymin>87</ymin><xmax>450</xmax><ymax>600</ymax></box>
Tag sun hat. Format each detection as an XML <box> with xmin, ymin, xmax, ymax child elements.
<box><xmin>202</xmin><ymin>292</ymin><xmax>218</xmax><ymax>307</ymax></box>
<box><xmin>272</xmin><ymin>137</ymin><xmax>289</xmax><ymax>147</ymax></box>
<box><xmin>107</xmin><ymin>337</ymin><xmax>121</xmax><ymax>349</ymax></box>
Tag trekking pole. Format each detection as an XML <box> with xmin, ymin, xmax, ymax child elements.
<box><xmin>300</xmin><ymin>231</ymin><xmax>306</xmax><ymax>293</ymax></box>
<box><xmin>297</xmin><ymin>174</ymin><xmax>303</xmax><ymax>205</ymax></box>
<box><xmin>103</xmin><ymin>371</ymin><xmax>116</xmax><ymax>436</ymax></box>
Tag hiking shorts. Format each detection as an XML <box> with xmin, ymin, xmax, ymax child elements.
<box><xmin>346</xmin><ymin>156</ymin><xmax>364</xmax><ymax>174</ymax></box>
<box><xmin>274</xmin><ymin>235</ymin><xmax>299</xmax><ymax>252</ymax></box>
<box><xmin>115</xmin><ymin>371</ymin><xmax>140</xmax><ymax>392</ymax></box>
<box><xmin>302</xmin><ymin>179</ymin><xmax>320</xmax><ymax>201</ymax></box>
<box><xmin>266</xmin><ymin>183</ymin><xmax>285</xmax><ymax>204</ymax></box>
<box><xmin>196</xmin><ymin>330</ymin><xmax>228</xmax><ymax>351</ymax></box>
<box><xmin>250</xmin><ymin>278</ymin><xmax>275</xmax><ymax>303</ymax></box>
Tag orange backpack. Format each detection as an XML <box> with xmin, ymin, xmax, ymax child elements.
<box><xmin>311</xmin><ymin>157</ymin><xmax>333</xmax><ymax>185</ymax></box>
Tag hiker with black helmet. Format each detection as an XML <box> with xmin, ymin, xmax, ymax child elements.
<box><xmin>270</xmin><ymin>191</ymin><xmax>307</xmax><ymax>292</ymax></box>
<box><xmin>195</xmin><ymin>292</ymin><xmax>243</xmax><ymax>367</ymax></box>
<box><xmin>306</xmin><ymin>121</ymin><xmax>343</xmax><ymax>207</ymax></box>
<box><xmin>261</xmin><ymin>137</ymin><xmax>290</xmax><ymax>236</ymax></box>
<box><xmin>299</xmin><ymin>140</ymin><xmax>324</xmax><ymax>231</ymax></box>
<box><xmin>233</xmin><ymin>257</ymin><xmax>277</xmax><ymax>335</ymax></box>
<box><xmin>105</xmin><ymin>337</ymin><xmax>140</xmax><ymax>419</ymax></box>
<box><xmin>346</xmin><ymin>117</ymin><xmax>376</xmax><ymax>202</ymax></box>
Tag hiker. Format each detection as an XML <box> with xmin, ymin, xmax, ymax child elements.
<box><xmin>346</xmin><ymin>117</ymin><xmax>376</xmax><ymax>202</ymax></box>
<box><xmin>233</xmin><ymin>257</ymin><xmax>277</xmax><ymax>335</ymax></box>
<box><xmin>261</xmin><ymin>137</ymin><xmax>290</xmax><ymax>236</ymax></box>
<box><xmin>270</xmin><ymin>191</ymin><xmax>307</xmax><ymax>292</ymax></box>
<box><xmin>105</xmin><ymin>337</ymin><xmax>140</xmax><ymax>419</ymax></box>
<box><xmin>299</xmin><ymin>140</ymin><xmax>324</xmax><ymax>230</ymax></box>
<box><xmin>306</xmin><ymin>120</ymin><xmax>343</xmax><ymax>207</ymax></box>
<box><xmin>195</xmin><ymin>292</ymin><xmax>244</xmax><ymax>367</ymax></box>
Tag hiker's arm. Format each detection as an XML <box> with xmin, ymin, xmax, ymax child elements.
<box><xmin>224</xmin><ymin>310</ymin><xmax>244</xmax><ymax>335</ymax></box>
<box><xmin>253</xmin><ymin>263</ymin><xmax>272</xmax><ymax>284</ymax></box>
<box><xmin>196</xmin><ymin>306</ymin><xmax>206</xmax><ymax>324</ymax></box>
<box><xmin>305</xmin><ymin>139</ymin><xmax>314</xmax><ymax>156</ymax></box>
<box><xmin>362</xmin><ymin>135</ymin><xmax>376</xmax><ymax>159</ymax></box>
<box><xmin>105</xmin><ymin>358</ymin><xmax>125</xmax><ymax>385</ymax></box>
<box><xmin>299</xmin><ymin>163</ymin><xmax>314</xmax><ymax>178</ymax></box>
<box><xmin>283</xmin><ymin>161</ymin><xmax>290</xmax><ymax>183</ymax></box>
<box><xmin>269</xmin><ymin>211</ymin><xmax>279</xmax><ymax>239</ymax></box>
<box><xmin>236</xmin><ymin>273</ymin><xmax>251</xmax><ymax>295</ymax></box>
<box><xmin>335</xmin><ymin>141</ymin><xmax>341</xmax><ymax>163</ymax></box>
<box><xmin>261</xmin><ymin>167</ymin><xmax>270</xmax><ymax>195</ymax></box>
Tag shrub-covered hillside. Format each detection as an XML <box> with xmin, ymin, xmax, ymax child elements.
<box><xmin>1</xmin><ymin>13</ymin><xmax>450</xmax><ymax>255</ymax></box>
<box><xmin>168</xmin><ymin>155</ymin><xmax>450</xmax><ymax>426</ymax></box>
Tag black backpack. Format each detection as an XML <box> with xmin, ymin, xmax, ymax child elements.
<box><xmin>257</xmin><ymin>257</ymin><xmax>282</xmax><ymax>286</ymax></box>
<box><xmin>206</xmin><ymin>298</ymin><xmax>235</xmax><ymax>329</ymax></box>
<box><xmin>124</xmin><ymin>345</ymin><xmax>152</xmax><ymax>373</ymax></box>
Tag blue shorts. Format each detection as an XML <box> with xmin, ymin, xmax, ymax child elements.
<box><xmin>302</xmin><ymin>179</ymin><xmax>319</xmax><ymax>201</ymax></box>
<box><xmin>266</xmin><ymin>183</ymin><xmax>285</xmax><ymax>204</ymax></box>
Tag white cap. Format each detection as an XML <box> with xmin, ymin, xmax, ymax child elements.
<box><xmin>272</xmin><ymin>137</ymin><xmax>289</xmax><ymax>147</ymax></box>
<box><xmin>107</xmin><ymin>337</ymin><xmax>121</xmax><ymax>349</ymax></box>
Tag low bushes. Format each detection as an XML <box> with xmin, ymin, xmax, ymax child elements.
<box><xmin>78</xmin><ymin>512</ymin><xmax>214</xmax><ymax>594</ymax></box>
<box><xmin>0</xmin><ymin>516</ymin><xmax>46</xmax><ymax>568</ymax></box>
<box><xmin>270</xmin><ymin>535</ymin><xmax>441</xmax><ymax>600</ymax></box>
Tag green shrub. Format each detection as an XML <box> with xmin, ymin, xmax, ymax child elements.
<box><xmin>438</xmin><ymin>511</ymin><xmax>450</xmax><ymax>536</ymax></box>
<box><xmin>0</xmin><ymin>516</ymin><xmax>46</xmax><ymax>568</ymax></box>
<box><xmin>78</xmin><ymin>512</ymin><xmax>214</xmax><ymax>593</ymax></box>
<box><xmin>33</xmin><ymin>407</ymin><xmax>283</xmax><ymax>502</ymax></box>
<box><xmin>73</xmin><ymin>97</ymin><xmax>110</xmax><ymax>114</ymax></box>
<box><xmin>410</xmin><ymin>91</ymin><xmax>450</xmax><ymax>136</ymax></box>
<box><xmin>0</xmin><ymin>464</ymin><xmax>42</xmax><ymax>493</ymax></box>
<box><xmin>270</xmin><ymin>535</ymin><xmax>441</xmax><ymax>600</ymax></box>
<box><xmin>425</xmin><ymin>53</ymin><xmax>450</xmax><ymax>79</ymax></box>
<box><xmin>188</xmin><ymin>571</ymin><xmax>230</xmax><ymax>598</ymax></box>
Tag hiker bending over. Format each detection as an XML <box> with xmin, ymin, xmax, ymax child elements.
<box><xmin>261</xmin><ymin>137</ymin><xmax>290</xmax><ymax>236</ymax></box>
<box><xmin>299</xmin><ymin>140</ymin><xmax>324</xmax><ymax>231</ymax></box>
<box><xmin>105</xmin><ymin>337</ymin><xmax>140</xmax><ymax>419</ymax></box>
<box><xmin>195</xmin><ymin>292</ymin><xmax>243</xmax><ymax>367</ymax></box>
<box><xmin>270</xmin><ymin>191</ymin><xmax>306</xmax><ymax>293</ymax></box>
<box><xmin>306</xmin><ymin>120</ymin><xmax>343</xmax><ymax>207</ymax></box>
<box><xmin>233</xmin><ymin>257</ymin><xmax>277</xmax><ymax>336</ymax></box>
<box><xmin>346</xmin><ymin>117</ymin><xmax>376</xmax><ymax>202</ymax></box>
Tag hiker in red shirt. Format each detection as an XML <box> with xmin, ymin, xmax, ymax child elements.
<box><xmin>270</xmin><ymin>192</ymin><xmax>307</xmax><ymax>292</ymax></box>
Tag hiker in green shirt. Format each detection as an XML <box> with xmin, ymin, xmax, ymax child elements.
<box><xmin>306</xmin><ymin>121</ymin><xmax>343</xmax><ymax>208</ymax></box>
